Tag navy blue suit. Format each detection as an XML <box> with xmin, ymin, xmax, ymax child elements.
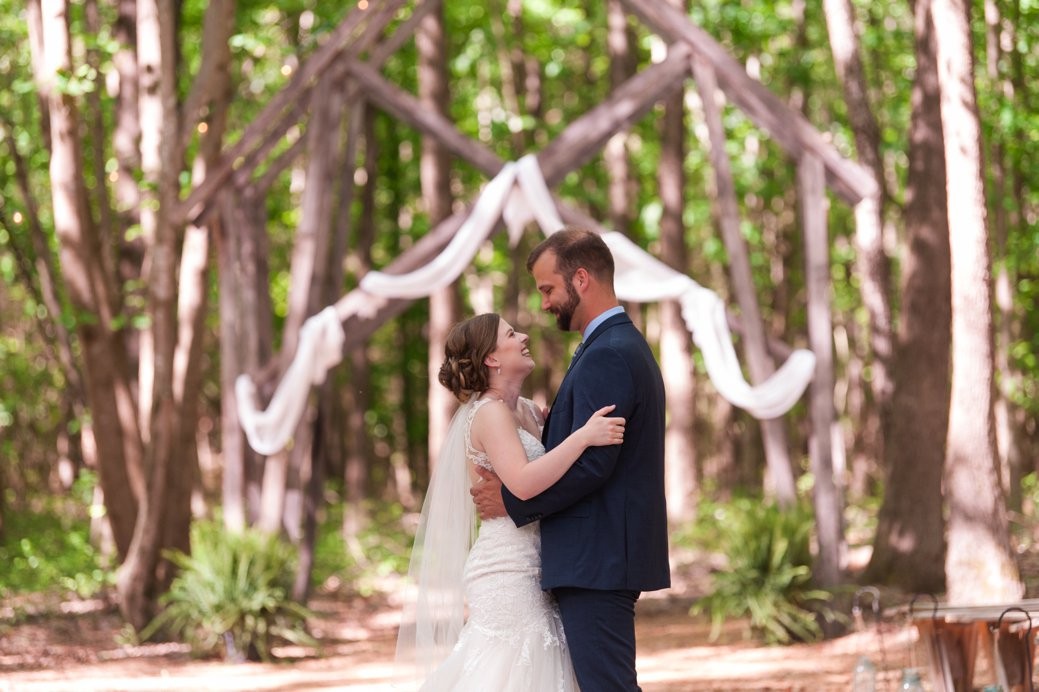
<box><xmin>503</xmin><ymin>312</ymin><xmax>669</xmax><ymax>690</ymax></box>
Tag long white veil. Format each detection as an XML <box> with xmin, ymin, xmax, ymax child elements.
<box><xmin>395</xmin><ymin>397</ymin><xmax>478</xmax><ymax>687</ymax></box>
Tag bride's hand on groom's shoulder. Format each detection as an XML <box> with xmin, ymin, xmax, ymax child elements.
<box><xmin>471</xmin><ymin>466</ymin><xmax>507</xmax><ymax>519</ymax></box>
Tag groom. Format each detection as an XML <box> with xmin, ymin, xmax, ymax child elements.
<box><xmin>472</xmin><ymin>227</ymin><xmax>670</xmax><ymax>691</ymax></box>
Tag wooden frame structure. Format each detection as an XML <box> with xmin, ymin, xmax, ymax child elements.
<box><xmin>181</xmin><ymin>0</ymin><xmax>879</xmax><ymax>585</ymax></box>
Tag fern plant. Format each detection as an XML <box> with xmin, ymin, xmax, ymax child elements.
<box><xmin>141</xmin><ymin>521</ymin><xmax>314</xmax><ymax>661</ymax></box>
<box><xmin>691</xmin><ymin>498</ymin><xmax>836</xmax><ymax>645</ymax></box>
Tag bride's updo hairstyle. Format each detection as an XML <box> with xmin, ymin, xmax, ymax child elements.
<box><xmin>438</xmin><ymin>313</ymin><xmax>501</xmax><ymax>403</ymax></box>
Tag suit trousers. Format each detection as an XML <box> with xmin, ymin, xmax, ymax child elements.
<box><xmin>553</xmin><ymin>586</ymin><xmax>641</xmax><ymax>691</ymax></box>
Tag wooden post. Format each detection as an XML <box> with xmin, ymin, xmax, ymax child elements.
<box><xmin>692</xmin><ymin>57</ymin><xmax>797</xmax><ymax>507</ymax></box>
<box><xmin>799</xmin><ymin>153</ymin><xmax>842</xmax><ymax>588</ymax></box>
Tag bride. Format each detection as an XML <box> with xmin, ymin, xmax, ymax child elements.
<box><xmin>396</xmin><ymin>312</ymin><xmax>624</xmax><ymax>691</ymax></box>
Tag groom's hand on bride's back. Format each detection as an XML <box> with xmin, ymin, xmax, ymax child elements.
<box><xmin>471</xmin><ymin>466</ymin><xmax>507</xmax><ymax>519</ymax></box>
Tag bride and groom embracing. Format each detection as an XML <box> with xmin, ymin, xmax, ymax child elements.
<box><xmin>396</xmin><ymin>228</ymin><xmax>670</xmax><ymax>691</ymax></box>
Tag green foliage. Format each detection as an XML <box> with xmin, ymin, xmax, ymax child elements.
<box><xmin>688</xmin><ymin>497</ymin><xmax>836</xmax><ymax>645</ymax></box>
<box><xmin>141</xmin><ymin>521</ymin><xmax>314</xmax><ymax>662</ymax></box>
<box><xmin>0</xmin><ymin>482</ymin><xmax>114</xmax><ymax>599</ymax></box>
<box><xmin>313</xmin><ymin>500</ymin><xmax>413</xmax><ymax>596</ymax></box>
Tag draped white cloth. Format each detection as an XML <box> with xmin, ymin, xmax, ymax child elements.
<box><xmin>235</xmin><ymin>306</ymin><xmax>345</xmax><ymax>455</ymax></box>
<box><xmin>236</xmin><ymin>155</ymin><xmax>816</xmax><ymax>454</ymax></box>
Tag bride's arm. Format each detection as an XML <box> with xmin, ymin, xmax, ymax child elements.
<box><xmin>473</xmin><ymin>400</ymin><xmax>622</xmax><ymax>501</ymax></box>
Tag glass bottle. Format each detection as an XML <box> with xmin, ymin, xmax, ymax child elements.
<box><xmin>900</xmin><ymin>668</ymin><xmax>924</xmax><ymax>691</ymax></box>
<box><xmin>852</xmin><ymin>656</ymin><xmax>877</xmax><ymax>692</ymax></box>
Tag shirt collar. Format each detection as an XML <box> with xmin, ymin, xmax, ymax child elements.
<box><xmin>582</xmin><ymin>306</ymin><xmax>625</xmax><ymax>342</ymax></box>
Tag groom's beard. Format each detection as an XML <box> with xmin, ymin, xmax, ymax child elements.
<box><xmin>553</xmin><ymin>282</ymin><xmax>581</xmax><ymax>331</ymax></box>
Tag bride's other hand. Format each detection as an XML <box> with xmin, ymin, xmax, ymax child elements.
<box><xmin>580</xmin><ymin>404</ymin><xmax>625</xmax><ymax>447</ymax></box>
<box><xmin>471</xmin><ymin>465</ymin><xmax>507</xmax><ymax>519</ymax></box>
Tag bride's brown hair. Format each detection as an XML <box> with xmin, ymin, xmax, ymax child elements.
<box><xmin>438</xmin><ymin>313</ymin><xmax>500</xmax><ymax>403</ymax></box>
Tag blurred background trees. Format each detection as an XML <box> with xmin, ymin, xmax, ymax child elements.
<box><xmin>1</xmin><ymin>0</ymin><xmax>1037</xmax><ymax>641</ymax></box>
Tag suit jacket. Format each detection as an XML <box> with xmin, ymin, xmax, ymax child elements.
<box><xmin>503</xmin><ymin>312</ymin><xmax>671</xmax><ymax>592</ymax></box>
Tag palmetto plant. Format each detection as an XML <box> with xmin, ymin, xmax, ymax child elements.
<box><xmin>141</xmin><ymin>521</ymin><xmax>314</xmax><ymax>661</ymax></box>
<box><xmin>692</xmin><ymin>498</ymin><xmax>836</xmax><ymax>645</ymax></box>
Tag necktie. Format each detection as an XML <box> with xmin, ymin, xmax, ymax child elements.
<box><xmin>568</xmin><ymin>341</ymin><xmax>585</xmax><ymax>371</ymax></box>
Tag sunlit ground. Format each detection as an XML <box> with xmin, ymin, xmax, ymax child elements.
<box><xmin>0</xmin><ymin>592</ymin><xmax>926</xmax><ymax>692</ymax></box>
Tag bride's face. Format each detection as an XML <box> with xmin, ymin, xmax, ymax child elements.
<box><xmin>489</xmin><ymin>319</ymin><xmax>534</xmax><ymax>378</ymax></box>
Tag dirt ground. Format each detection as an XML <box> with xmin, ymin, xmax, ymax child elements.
<box><xmin>0</xmin><ymin>571</ymin><xmax>932</xmax><ymax>692</ymax></box>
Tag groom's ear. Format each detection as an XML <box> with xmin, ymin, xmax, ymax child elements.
<box><xmin>572</xmin><ymin>267</ymin><xmax>590</xmax><ymax>293</ymax></box>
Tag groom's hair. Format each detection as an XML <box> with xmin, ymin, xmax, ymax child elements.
<box><xmin>526</xmin><ymin>226</ymin><xmax>615</xmax><ymax>285</ymax></box>
<box><xmin>438</xmin><ymin>313</ymin><xmax>501</xmax><ymax>402</ymax></box>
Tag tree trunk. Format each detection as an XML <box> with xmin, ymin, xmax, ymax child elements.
<box><xmin>605</xmin><ymin>0</ymin><xmax>637</xmax><ymax>238</ymax></box>
<box><xmin>217</xmin><ymin>186</ymin><xmax>272</xmax><ymax>531</ymax></box>
<box><xmin>658</xmin><ymin>6</ymin><xmax>698</xmax><ymax>523</ymax></box>
<box><xmin>83</xmin><ymin>0</ymin><xmax>118</xmax><ymax>284</ymax></box>
<box><xmin>39</xmin><ymin>0</ymin><xmax>143</xmax><ymax>560</ymax></box>
<box><xmin>863</xmin><ymin>0</ymin><xmax>949</xmax><ymax>594</ymax></box>
<box><xmin>418</xmin><ymin>4</ymin><xmax>459</xmax><ymax>477</ymax></box>
<box><xmin>161</xmin><ymin>0</ymin><xmax>236</xmax><ymax>568</ymax></box>
<box><xmin>488</xmin><ymin>0</ymin><xmax>529</xmax><ymax>154</ymax></box>
<box><xmin>116</xmin><ymin>0</ymin><xmax>184</xmax><ymax>629</ymax></box>
<box><xmin>342</xmin><ymin>105</ymin><xmax>377</xmax><ymax>552</ymax></box>
<box><xmin>111</xmin><ymin>0</ymin><xmax>140</xmax><ymax>225</ymax></box>
<box><xmin>800</xmin><ymin>153</ymin><xmax>842</xmax><ymax>590</ymax></box>
<box><xmin>933</xmin><ymin>0</ymin><xmax>1022</xmax><ymax>603</ymax></box>
<box><xmin>984</xmin><ymin>0</ymin><xmax>1025</xmax><ymax>512</ymax></box>
<box><xmin>822</xmin><ymin>0</ymin><xmax>893</xmax><ymax>472</ymax></box>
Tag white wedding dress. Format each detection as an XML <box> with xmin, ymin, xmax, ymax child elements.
<box><xmin>418</xmin><ymin>398</ymin><xmax>579</xmax><ymax>692</ymax></box>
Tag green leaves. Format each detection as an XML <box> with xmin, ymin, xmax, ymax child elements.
<box><xmin>0</xmin><ymin>497</ymin><xmax>114</xmax><ymax>599</ymax></box>
<box><xmin>141</xmin><ymin>520</ymin><xmax>314</xmax><ymax>661</ymax></box>
<box><xmin>689</xmin><ymin>497</ymin><xmax>837</xmax><ymax>645</ymax></box>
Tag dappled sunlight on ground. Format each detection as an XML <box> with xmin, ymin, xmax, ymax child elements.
<box><xmin>0</xmin><ymin>586</ymin><xmax>926</xmax><ymax>692</ymax></box>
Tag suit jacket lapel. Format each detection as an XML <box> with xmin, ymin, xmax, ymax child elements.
<box><xmin>543</xmin><ymin>312</ymin><xmax>632</xmax><ymax>442</ymax></box>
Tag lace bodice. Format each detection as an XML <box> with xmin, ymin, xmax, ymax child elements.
<box><xmin>463</xmin><ymin>397</ymin><xmax>545</xmax><ymax>472</ymax></box>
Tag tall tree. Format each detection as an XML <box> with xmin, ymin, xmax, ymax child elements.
<box><xmin>605</xmin><ymin>0</ymin><xmax>637</xmax><ymax>238</ymax></box>
<box><xmin>116</xmin><ymin>0</ymin><xmax>190</xmax><ymax>628</ymax></box>
<box><xmin>419</xmin><ymin>4</ymin><xmax>460</xmax><ymax>476</ymax></box>
<box><xmin>657</xmin><ymin>4</ymin><xmax>697</xmax><ymax>523</ymax></box>
<box><xmin>37</xmin><ymin>0</ymin><xmax>145</xmax><ymax>561</ymax></box>
<box><xmin>984</xmin><ymin>0</ymin><xmax>1026</xmax><ymax>511</ymax></box>
<box><xmin>933</xmin><ymin>0</ymin><xmax>1021</xmax><ymax>602</ymax></box>
<box><xmin>341</xmin><ymin>104</ymin><xmax>380</xmax><ymax>550</ymax></box>
<box><xmin>863</xmin><ymin>0</ymin><xmax>949</xmax><ymax>593</ymax></box>
<box><xmin>164</xmin><ymin>0</ymin><xmax>236</xmax><ymax>577</ymax></box>
<box><xmin>822</xmin><ymin>0</ymin><xmax>893</xmax><ymax>474</ymax></box>
<box><xmin>36</xmin><ymin>0</ymin><xmax>236</xmax><ymax>628</ymax></box>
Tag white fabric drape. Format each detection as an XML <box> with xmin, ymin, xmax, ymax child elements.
<box><xmin>235</xmin><ymin>306</ymin><xmax>344</xmax><ymax>455</ymax></box>
<box><xmin>236</xmin><ymin>154</ymin><xmax>816</xmax><ymax>454</ymax></box>
<box><xmin>601</xmin><ymin>231</ymin><xmax>817</xmax><ymax>419</ymax></box>
<box><xmin>360</xmin><ymin>155</ymin><xmax>816</xmax><ymax>419</ymax></box>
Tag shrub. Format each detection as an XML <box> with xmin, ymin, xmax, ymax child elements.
<box><xmin>690</xmin><ymin>497</ymin><xmax>836</xmax><ymax>645</ymax></box>
<box><xmin>0</xmin><ymin>480</ymin><xmax>114</xmax><ymax>599</ymax></box>
<box><xmin>141</xmin><ymin>520</ymin><xmax>314</xmax><ymax>661</ymax></box>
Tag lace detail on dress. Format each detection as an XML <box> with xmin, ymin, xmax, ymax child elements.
<box><xmin>464</xmin><ymin>398</ymin><xmax>544</xmax><ymax>472</ymax></box>
<box><xmin>419</xmin><ymin>396</ymin><xmax>576</xmax><ymax>692</ymax></box>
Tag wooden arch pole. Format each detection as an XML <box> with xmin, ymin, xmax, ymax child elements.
<box><xmin>692</xmin><ymin>56</ymin><xmax>798</xmax><ymax>507</ymax></box>
<box><xmin>800</xmin><ymin>153</ymin><xmax>842</xmax><ymax>589</ymax></box>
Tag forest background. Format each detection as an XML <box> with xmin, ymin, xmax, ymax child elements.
<box><xmin>1</xmin><ymin>0</ymin><xmax>1038</xmax><ymax>654</ymax></box>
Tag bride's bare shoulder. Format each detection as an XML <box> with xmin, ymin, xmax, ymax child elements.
<box><xmin>470</xmin><ymin>398</ymin><xmax>510</xmax><ymax>434</ymax></box>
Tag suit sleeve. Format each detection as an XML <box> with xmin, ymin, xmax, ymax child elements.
<box><xmin>503</xmin><ymin>346</ymin><xmax>634</xmax><ymax>525</ymax></box>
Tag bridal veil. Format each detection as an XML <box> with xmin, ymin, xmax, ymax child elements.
<box><xmin>395</xmin><ymin>397</ymin><xmax>478</xmax><ymax>685</ymax></box>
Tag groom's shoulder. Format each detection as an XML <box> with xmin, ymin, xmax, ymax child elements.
<box><xmin>596</xmin><ymin>321</ymin><xmax>649</xmax><ymax>354</ymax></box>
